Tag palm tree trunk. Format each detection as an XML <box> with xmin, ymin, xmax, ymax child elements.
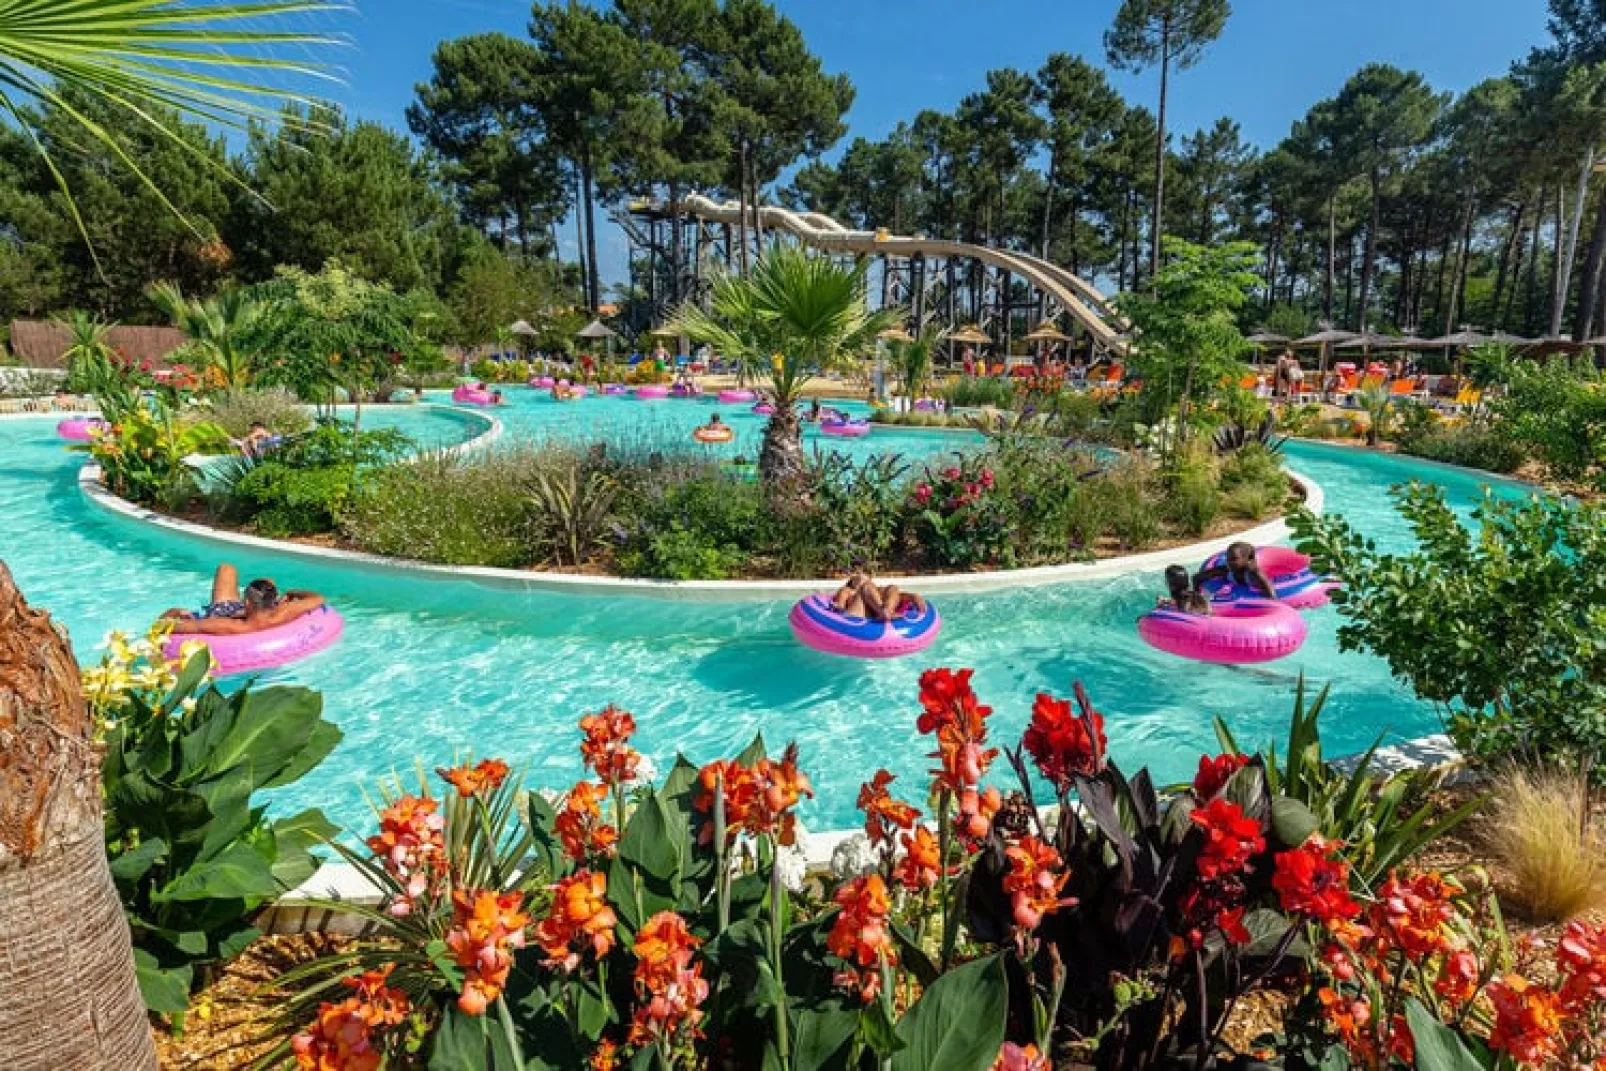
<box><xmin>758</xmin><ymin>401</ymin><xmax>808</xmax><ymax>501</ymax></box>
<box><xmin>0</xmin><ymin>564</ymin><xmax>156</xmax><ymax>1070</ymax></box>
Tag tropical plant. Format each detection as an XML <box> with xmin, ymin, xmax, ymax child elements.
<box><xmin>887</xmin><ymin>328</ymin><xmax>937</xmax><ymax>401</ymax></box>
<box><xmin>1215</xmin><ymin>678</ymin><xmax>1484</xmax><ymax>888</ymax></box>
<box><xmin>1292</xmin><ymin>484</ymin><xmax>1606</xmax><ymax>780</ymax></box>
<box><xmin>906</xmin><ymin>454</ymin><xmax>1013</xmax><ymax>569</ymax></box>
<box><xmin>1213</xmin><ymin>410</ymin><xmax>1284</xmax><ymax>454</ymax></box>
<box><xmin>667</xmin><ymin>245</ymin><xmax>901</xmax><ymax>494</ymax></box>
<box><xmin>88</xmin><ymin>402</ymin><xmax>231</xmax><ymax>508</ymax></box>
<box><xmin>202</xmin><ymin>386</ymin><xmax>312</xmax><ymax>438</ymax></box>
<box><xmin>82</xmin><ymin>627</ymin><xmax>339</xmax><ymax>1019</ymax></box>
<box><xmin>530</xmin><ymin>464</ymin><xmax>619</xmax><ymax>567</ymax></box>
<box><xmin>1356</xmin><ymin>383</ymin><xmax>1393</xmax><ymax>446</ymax></box>
<box><xmin>148</xmin><ymin>282</ymin><xmax>261</xmax><ymax>389</ymax></box>
<box><xmin>57</xmin><ymin>309</ymin><xmax>118</xmax><ymax>391</ymax></box>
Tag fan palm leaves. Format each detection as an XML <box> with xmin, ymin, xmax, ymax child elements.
<box><xmin>149</xmin><ymin>280</ymin><xmax>260</xmax><ymax>387</ymax></box>
<box><xmin>0</xmin><ymin>1</ymin><xmax>339</xmax><ymax>252</ymax></box>
<box><xmin>888</xmin><ymin>328</ymin><xmax>938</xmax><ymax>401</ymax></box>
<box><xmin>669</xmin><ymin>245</ymin><xmax>901</xmax><ymax>491</ymax></box>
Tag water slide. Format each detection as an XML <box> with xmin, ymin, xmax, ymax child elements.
<box><xmin>676</xmin><ymin>193</ymin><xmax>1128</xmax><ymax>350</ymax></box>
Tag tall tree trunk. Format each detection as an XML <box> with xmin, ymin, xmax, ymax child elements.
<box><xmin>1523</xmin><ymin>189</ymin><xmax>1546</xmax><ymax>334</ymax></box>
<box><xmin>749</xmin><ymin>154</ymin><xmax>765</xmax><ymax>254</ymax></box>
<box><xmin>1491</xmin><ymin>200</ymin><xmax>1526</xmax><ymax>325</ymax></box>
<box><xmin>1342</xmin><ymin>233</ymin><xmax>1355</xmax><ymax>328</ymax></box>
<box><xmin>1553</xmin><ymin>146</ymin><xmax>1595</xmax><ymax>337</ymax></box>
<box><xmin>1325</xmin><ymin>197</ymin><xmax>1336</xmax><ymax>323</ymax></box>
<box><xmin>1264</xmin><ymin>222</ymin><xmax>1281</xmax><ymax>316</ymax></box>
<box><xmin>1117</xmin><ymin>186</ymin><xmax>1132</xmax><ymax>293</ymax></box>
<box><xmin>573</xmin><ymin>168</ymin><xmax>589</xmax><ymax>308</ymax></box>
<box><xmin>580</xmin><ymin>144</ymin><xmax>601</xmax><ymax>314</ymax></box>
<box><xmin>1443</xmin><ymin>191</ymin><xmax>1476</xmax><ymax>335</ymax></box>
<box><xmin>668</xmin><ymin>180</ymin><xmax>683</xmax><ymax>308</ymax></box>
<box><xmin>1150</xmin><ymin>19</ymin><xmax>1171</xmax><ymax>284</ymax></box>
<box><xmin>1572</xmin><ymin>190</ymin><xmax>1606</xmax><ymax>341</ymax></box>
<box><xmin>0</xmin><ymin>564</ymin><xmax>157</xmax><ymax>1070</ymax></box>
<box><xmin>735</xmin><ymin>140</ymin><xmax>751</xmax><ymax>278</ymax></box>
<box><xmin>1356</xmin><ymin>171</ymin><xmax>1381</xmax><ymax>329</ymax></box>
<box><xmin>1040</xmin><ymin>145</ymin><xmax>1057</xmax><ymax>261</ymax></box>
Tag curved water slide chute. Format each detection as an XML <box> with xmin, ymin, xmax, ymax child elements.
<box><xmin>676</xmin><ymin>193</ymin><xmax>1128</xmax><ymax>352</ymax></box>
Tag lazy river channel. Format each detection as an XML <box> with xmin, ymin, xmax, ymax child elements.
<box><xmin>0</xmin><ymin>390</ymin><xmax>1531</xmax><ymax>834</ymax></box>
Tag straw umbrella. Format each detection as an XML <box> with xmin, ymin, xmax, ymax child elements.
<box><xmin>577</xmin><ymin>319</ymin><xmax>618</xmax><ymax>366</ymax></box>
<box><xmin>946</xmin><ymin>324</ymin><xmax>992</xmax><ymax>371</ymax></box>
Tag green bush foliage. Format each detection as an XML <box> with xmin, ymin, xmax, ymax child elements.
<box><xmin>1293</xmin><ymin>484</ymin><xmax>1606</xmax><ymax>780</ymax></box>
<box><xmin>203</xmin><ymin>386</ymin><xmax>312</xmax><ymax>438</ymax></box>
<box><xmin>940</xmin><ymin>376</ymin><xmax>1017</xmax><ymax>409</ymax></box>
<box><xmin>344</xmin><ymin>452</ymin><xmax>539</xmax><ymax>567</ymax></box>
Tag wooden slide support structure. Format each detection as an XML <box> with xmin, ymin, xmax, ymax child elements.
<box><xmin>676</xmin><ymin>193</ymin><xmax>1128</xmax><ymax>351</ymax></box>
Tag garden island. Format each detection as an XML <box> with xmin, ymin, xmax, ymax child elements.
<box><xmin>2</xmin><ymin>1</ymin><xmax>1606</xmax><ymax>1069</ymax></box>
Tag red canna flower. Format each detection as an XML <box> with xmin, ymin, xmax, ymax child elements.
<box><xmin>291</xmin><ymin>966</ymin><xmax>410</xmax><ymax>1071</ymax></box>
<box><xmin>916</xmin><ymin>667</ymin><xmax>990</xmax><ymax>735</ymax></box>
<box><xmin>858</xmin><ymin>769</ymin><xmax>920</xmax><ymax>847</ymax></box>
<box><xmin>1190</xmin><ymin>798</ymin><xmax>1265</xmax><ymax>880</ymax></box>
<box><xmin>1004</xmin><ymin>835</ymin><xmax>1075</xmax><ymax>930</ymax></box>
<box><xmin>1487</xmin><ymin>973</ymin><xmax>1565</xmax><ymax>1066</ymax></box>
<box><xmin>365</xmin><ymin>794</ymin><xmax>445</xmax><ymax>917</ymax></box>
<box><xmin>827</xmin><ymin>874</ymin><xmax>897</xmax><ymax>1002</ymax></box>
<box><xmin>589</xmin><ymin>1039</ymin><xmax>620</xmax><ymax>1070</ymax></box>
<box><xmin>918</xmin><ymin>669</ymin><xmax>999</xmax><ymax>829</ymax></box>
<box><xmin>892</xmin><ymin>825</ymin><xmax>941</xmax><ymax>891</ymax></box>
<box><xmin>579</xmin><ymin>705</ymin><xmax>642</xmax><ymax>786</ymax></box>
<box><xmin>1192</xmin><ymin>753</ymin><xmax>1248</xmax><ymax>800</ymax></box>
<box><xmin>1272</xmin><ymin>835</ymin><xmax>1360</xmax><ymax>923</ymax></box>
<box><xmin>1215</xmin><ymin>904</ymin><xmax>1252</xmax><ymax>947</ymax></box>
<box><xmin>554</xmin><ymin>780</ymin><xmax>619</xmax><ymax>863</ymax></box>
<box><xmin>446</xmin><ymin>889</ymin><xmax>531</xmax><ymax>1015</ymax></box>
<box><xmin>1435</xmin><ymin>949</ymin><xmax>1482</xmax><ymax>1008</ymax></box>
<box><xmin>1557</xmin><ymin>919</ymin><xmax>1606</xmax><ymax>1011</ymax></box>
<box><xmin>437</xmin><ymin>758</ymin><xmax>510</xmax><ymax>798</ymax></box>
<box><xmin>534</xmin><ymin>870</ymin><xmax>618</xmax><ymax>972</ymax></box>
<box><xmin>1022</xmin><ymin>692</ymin><xmax>1107</xmax><ymax>790</ymax></box>
<box><xmin>1372</xmin><ymin>871</ymin><xmax>1459</xmax><ymax>961</ymax></box>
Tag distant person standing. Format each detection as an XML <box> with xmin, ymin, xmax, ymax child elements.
<box><xmin>961</xmin><ymin>346</ymin><xmax>976</xmax><ymax>377</ymax></box>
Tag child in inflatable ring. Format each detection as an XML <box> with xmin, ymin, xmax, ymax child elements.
<box><xmin>1157</xmin><ymin>564</ymin><xmax>1211</xmax><ymax>616</ymax></box>
<box><xmin>1193</xmin><ymin>542</ymin><xmax>1276</xmax><ymax>601</ymax></box>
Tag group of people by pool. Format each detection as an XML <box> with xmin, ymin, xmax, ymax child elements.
<box><xmin>1155</xmin><ymin>542</ymin><xmax>1277</xmax><ymax>617</ymax></box>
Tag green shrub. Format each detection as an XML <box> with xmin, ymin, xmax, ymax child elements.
<box><xmin>1219</xmin><ymin>442</ymin><xmax>1288</xmax><ymax>520</ymax></box>
<box><xmin>617</xmin><ymin>526</ymin><xmax>748</xmax><ymax>579</ymax></box>
<box><xmin>940</xmin><ymin>375</ymin><xmax>1017</xmax><ymax>409</ymax></box>
<box><xmin>231</xmin><ymin>462</ymin><xmax>354</xmax><ymax>536</ymax></box>
<box><xmin>800</xmin><ymin>453</ymin><xmax>908</xmax><ymax>572</ymax></box>
<box><xmin>1102</xmin><ymin>462</ymin><xmax>1162</xmax><ymax>549</ymax></box>
<box><xmin>905</xmin><ymin>453</ymin><xmax>1013</xmax><ymax>569</ymax></box>
<box><xmin>1397</xmin><ymin>423</ymin><xmax>1526</xmax><ymax>474</ymax></box>
<box><xmin>204</xmin><ymin>386</ymin><xmax>313</xmax><ymax>438</ymax></box>
<box><xmin>1161</xmin><ymin>445</ymin><xmax>1221</xmax><ymax>535</ymax></box>
<box><xmin>344</xmin><ymin>453</ymin><xmax>537</xmax><ymax>567</ymax></box>
<box><xmin>986</xmin><ymin>436</ymin><xmax>1104</xmax><ymax>564</ymax></box>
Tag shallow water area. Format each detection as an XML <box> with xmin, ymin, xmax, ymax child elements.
<box><xmin>0</xmin><ymin>403</ymin><xmax>1531</xmax><ymax>835</ymax></box>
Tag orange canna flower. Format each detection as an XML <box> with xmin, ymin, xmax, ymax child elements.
<box><xmin>365</xmin><ymin>794</ymin><xmax>445</xmax><ymax>917</ymax></box>
<box><xmin>1435</xmin><ymin>949</ymin><xmax>1482</xmax><ymax>1008</ymax></box>
<box><xmin>437</xmin><ymin>758</ymin><xmax>511</xmax><ymax>798</ymax></box>
<box><xmin>291</xmin><ymin>966</ymin><xmax>410</xmax><ymax>1071</ymax></box>
<box><xmin>858</xmin><ymin>769</ymin><xmax>920</xmax><ymax>848</ymax></box>
<box><xmin>893</xmin><ymin>825</ymin><xmax>941</xmax><ymax>891</ymax></box>
<box><xmin>534</xmin><ymin>870</ymin><xmax>618</xmax><ymax>972</ymax></box>
<box><xmin>693</xmin><ymin>758</ymin><xmax>760</xmax><ymax>845</ymax></box>
<box><xmin>955</xmin><ymin>784</ymin><xmax>1003</xmax><ymax>841</ymax></box>
<box><xmin>827</xmin><ymin>874</ymin><xmax>897</xmax><ymax>1002</ymax></box>
<box><xmin>555</xmin><ymin>781</ymin><xmax>619</xmax><ymax>863</ymax></box>
<box><xmin>446</xmin><ymin>889</ymin><xmax>531</xmax><ymax>1015</ymax></box>
<box><xmin>1487</xmin><ymin>973</ymin><xmax>1565</xmax><ymax>1066</ymax></box>
<box><xmin>628</xmin><ymin>911</ymin><xmax>709</xmax><ymax>1047</ymax></box>
<box><xmin>1372</xmin><ymin>871</ymin><xmax>1460</xmax><ymax>961</ymax></box>
<box><xmin>1004</xmin><ymin>835</ymin><xmax>1075</xmax><ymax>930</ymax></box>
<box><xmin>579</xmin><ymin>705</ymin><xmax>642</xmax><ymax>786</ymax></box>
<box><xmin>589</xmin><ymin>1039</ymin><xmax>620</xmax><ymax>1070</ymax></box>
<box><xmin>633</xmin><ymin>911</ymin><xmax>701</xmax><ymax>993</ymax></box>
<box><xmin>693</xmin><ymin>747</ymin><xmax>813</xmax><ymax>845</ymax></box>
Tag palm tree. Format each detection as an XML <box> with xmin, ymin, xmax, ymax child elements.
<box><xmin>669</xmin><ymin>245</ymin><xmax>901</xmax><ymax>493</ymax></box>
<box><xmin>149</xmin><ymin>282</ymin><xmax>261</xmax><ymax>388</ymax></box>
<box><xmin>888</xmin><ymin>328</ymin><xmax>938</xmax><ymax>404</ymax></box>
<box><xmin>0</xmin><ymin>5</ymin><xmax>334</xmax><ymax>1064</ymax></box>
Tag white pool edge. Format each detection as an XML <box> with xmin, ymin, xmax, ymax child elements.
<box><xmin>76</xmin><ymin>447</ymin><xmax>1324</xmax><ymax>603</ymax></box>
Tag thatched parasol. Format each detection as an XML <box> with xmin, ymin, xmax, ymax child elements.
<box><xmin>1422</xmin><ymin>328</ymin><xmax>1492</xmax><ymax>348</ymax></box>
<box><xmin>577</xmin><ymin>319</ymin><xmax>618</xmax><ymax>340</ymax></box>
<box><xmin>877</xmin><ymin>326</ymin><xmax>915</xmax><ymax>344</ymax></box>
<box><xmin>1022</xmin><ymin>321</ymin><xmax>1071</xmax><ymax>343</ymax></box>
<box><xmin>648</xmin><ymin>325</ymin><xmax>683</xmax><ymax>338</ymax></box>
<box><xmin>1245</xmin><ymin>331</ymin><xmax>1290</xmax><ymax>347</ymax></box>
<box><xmin>509</xmin><ymin>320</ymin><xmax>538</xmax><ymax>337</ymax></box>
<box><xmin>947</xmin><ymin>324</ymin><xmax>993</xmax><ymax>345</ymax></box>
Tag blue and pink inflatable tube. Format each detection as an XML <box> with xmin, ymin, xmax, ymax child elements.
<box><xmin>789</xmin><ymin>594</ymin><xmax>941</xmax><ymax>659</ymax></box>
<box><xmin>164</xmin><ymin>606</ymin><xmax>344</xmax><ymax>676</ymax></box>
<box><xmin>819</xmin><ymin>419</ymin><xmax>870</xmax><ymax>438</ymax></box>
<box><xmin>452</xmin><ymin>386</ymin><xmax>495</xmax><ymax>406</ymax></box>
<box><xmin>718</xmin><ymin>389</ymin><xmax>756</xmax><ymax>404</ymax></box>
<box><xmin>57</xmin><ymin>417</ymin><xmax>108</xmax><ymax>442</ymax></box>
<box><xmin>1199</xmin><ymin>546</ymin><xmax>1338</xmax><ymax>610</ymax></box>
<box><xmin>634</xmin><ymin>385</ymin><xmax>669</xmax><ymax>400</ymax></box>
<box><xmin>1137</xmin><ymin>600</ymin><xmax>1306</xmax><ymax>665</ymax></box>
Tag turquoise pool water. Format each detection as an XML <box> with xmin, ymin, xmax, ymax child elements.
<box><xmin>0</xmin><ymin>406</ymin><xmax>1531</xmax><ymax>836</ymax></box>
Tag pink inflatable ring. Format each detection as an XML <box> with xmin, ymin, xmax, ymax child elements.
<box><xmin>1137</xmin><ymin>600</ymin><xmax>1307</xmax><ymax>665</ymax></box>
<box><xmin>819</xmin><ymin>419</ymin><xmax>870</xmax><ymax>438</ymax></box>
<box><xmin>1199</xmin><ymin>545</ymin><xmax>1339</xmax><ymax>610</ymax></box>
<box><xmin>634</xmin><ymin>385</ymin><xmax>669</xmax><ymax>399</ymax></box>
<box><xmin>452</xmin><ymin>386</ymin><xmax>495</xmax><ymax>406</ymax></box>
<box><xmin>57</xmin><ymin>417</ymin><xmax>108</xmax><ymax>442</ymax></box>
<box><xmin>718</xmin><ymin>388</ymin><xmax>756</xmax><ymax>404</ymax></box>
<box><xmin>752</xmin><ymin>402</ymin><xmax>775</xmax><ymax>416</ymax></box>
<box><xmin>164</xmin><ymin>605</ymin><xmax>345</xmax><ymax>677</ymax></box>
<box><xmin>789</xmin><ymin>594</ymin><xmax>940</xmax><ymax>659</ymax></box>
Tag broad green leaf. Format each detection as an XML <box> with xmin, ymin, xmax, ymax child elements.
<box><xmin>1405</xmin><ymin>997</ymin><xmax>1488</xmax><ymax>1071</ymax></box>
<box><xmin>151</xmin><ymin>841</ymin><xmax>278</xmax><ymax>903</ymax></box>
<box><xmin>618</xmin><ymin>792</ymin><xmax>680</xmax><ymax>885</ymax></box>
<box><xmin>858</xmin><ymin>998</ymin><xmax>906</xmax><ymax>1057</ymax></box>
<box><xmin>133</xmin><ymin>949</ymin><xmax>192</xmax><ymax>1015</ymax></box>
<box><xmin>736</xmin><ymin>732</ymin><xmax>768</xmax><ymax>766</ymax></box>
<box><xmin>261</xmin><ymin>720</ymin><xmax>343</xmax><ymax>790</ymax></box>
<box><xmin>427</xmin><ymin>1006</ymin><xmax>521</xmax><ymax>1070</ymax></box>
<box><xmin>891</xmin><ymin>952</ymin><xmax>1008</xmax><ymax>1071</ymax></box>
<box><xmin>270</xmin><ymin>808</ymin><xmax>337</xmax><ymax>888</ymax></box>
<box><xmin>792</xmin><ymin>1006</ymin><xmax>860</xmax><ymax>1071</ymax></box>
<box><xmin>109</xmin><ymin>837</ymin><xmax>168</xmax><ymax>884</ymax></box>
<box><xmin>576</xmin><ymin>977</ymin><xmax>611</xmax><ymax>1038</ymax></box>
<box><xmin>195</xmin><ymin>766</ymin><xmax>255</xmax><ymax>862</ymax></box>
<box><xmin>196</xmin><ymin>685</ymin><xmax>325</xmax><ymax>784</ymax></box>
<box><xmin>1270</xmin><ymin>796</ymin><xmax>1320</xmax><ymax>849</ymax></box>
<box><xmin>215</xmin><ymin>925</ymin><xmax>260</xmax><ymax>962</ymax></box>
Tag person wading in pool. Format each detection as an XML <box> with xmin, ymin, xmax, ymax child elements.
<box><xmin>1157</xmin><ymin>564</ymin><xmax>1212</xmax><ymax>615</ymax></box>
<box><xmin>830</xmin><ymin>572</ymin><xmax>928</xmax><ymax>623</ymax></box>
<box><xmin>1193</xmin><ymin>542</ymin><xmax>1277</xmax><ymax>601</ymax></box>
<box><xmin>160</xmin><ymin>563</ymin><xmax>325</xmax><ymax>635</ymax></box>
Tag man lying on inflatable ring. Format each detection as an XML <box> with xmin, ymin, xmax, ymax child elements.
<box><xmin>159</xmin><ymin>562</ymin><xmax>325</xmax><ymax>635</ymax></box>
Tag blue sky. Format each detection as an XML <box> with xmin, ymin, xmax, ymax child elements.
<box><xmin>319</xmin><ymin>0</ymin><xmax>1555</xmax><ymax>285</ymax></box>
